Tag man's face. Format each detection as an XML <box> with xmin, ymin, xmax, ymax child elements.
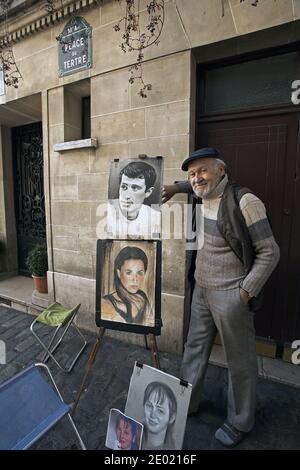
<box><xmin>119</xmin><ymin>174</ymin><xmax>153</xmax><ymax>220</ymax></box>
<box><xmin>187</xmin><ymin>158</ymin><xmax>225</xmax><ymax>198</ymax></box>
<box><xmin>116</xmin><ymin>419</ymin><xmax>134</xmax><ymax>450</ymax></box>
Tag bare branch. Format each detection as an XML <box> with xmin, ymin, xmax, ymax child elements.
<box><xmin>113</xmin><ymin>0</ymin><xmax>165</xmax><ymax>98</ymax></box>
<box><xmin>0</xmin><ymin>0</ymin><xmax>23</xmax><ymax>88</ymax></box>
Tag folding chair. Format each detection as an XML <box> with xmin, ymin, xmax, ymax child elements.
<box><xmin>0</xmin><ymin>363</ymin><xmax>86</xmax><ymax>450</ymax></box>
<box><xmin>30</xmin><ymin>302</ymin><xmax>87</xmax><ymax>373</ymax></box>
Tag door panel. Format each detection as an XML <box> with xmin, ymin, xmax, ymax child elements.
<box><xmin>197</xmin><ymin>113</ymin><xmax>299</xmax><ymax>343</ymax></box>
<box><xmin>12</xmin><ymin>122</ymin><xmax>45</xmax><ymax>276</ymax></box>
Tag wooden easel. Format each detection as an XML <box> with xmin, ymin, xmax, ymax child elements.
<box><xmin>72</xmin><ymin>154</ymin><xmax>163</xmax><ymax>415</ymax></box>
<box><xmin>72</xmin><ymin>327</ymin><xmax>161</xmax><ymax>415</ymax></box>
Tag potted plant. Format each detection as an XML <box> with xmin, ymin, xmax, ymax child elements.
<box><xmin>26</xmin><ymin>244</ymin><xmax>48</xmax><ymax>294</ymax></box>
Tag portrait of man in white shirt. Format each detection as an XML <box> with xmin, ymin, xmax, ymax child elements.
<box><xmin>107</xmin><ymin>159</ymin><xmax>161</xmax><ymax>239</ymax></box>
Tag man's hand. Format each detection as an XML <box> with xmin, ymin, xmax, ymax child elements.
<box><xmin>162</xmin><ymin>184</ymin><xmax>180</xmax><ymax>204</ymax></box>
<box><xmin>239</xmin><ymin>287</ymin><xmax>252</xmax><ymax>305</ymax></box>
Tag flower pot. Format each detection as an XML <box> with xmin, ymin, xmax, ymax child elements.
<box><xmin>32</xmin><ymin>275</ymin><xmax>48</xmax><ymax>294</ymax></box>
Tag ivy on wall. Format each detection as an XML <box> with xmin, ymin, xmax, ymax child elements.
<box><xmin>0</xmin><ymin>0</ymin><xmax>268</xmax><ymax>93</ymax></box>
<box><xmin>48</xmin><ymin>0</ymin><xmax>267</xmax><ymax>97</ymax></box>
<box><xmin>113</xmin><ymin>0</ymin><xmax>165</xmax><ymax>97</ymax></box>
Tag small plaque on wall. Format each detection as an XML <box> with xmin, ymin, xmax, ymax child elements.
<box><xmin>58</xmin><ymin>16</ymin><xmax>92</xmax><ymax>77</ymax></box>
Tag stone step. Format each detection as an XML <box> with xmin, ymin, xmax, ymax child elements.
<box><xmin>0</xmin><ymin>275</ymin><xmax>49</xmax><ymax>316</ymax></box>
<box><xmin>0</xmin><ymin>296</ymin><xmax>44</xmax><ymax>317</ymax></box>
<box><xmin>31</xmin><ymin>289</ymin><xmax>49</xmax><ymax>309</ymax></box>
<box><xmin>210</xmin><ymin>344</ymin><xmax>300</xmax><ymax>389</ymax></box>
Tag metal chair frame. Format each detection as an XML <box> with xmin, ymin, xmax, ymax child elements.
<box><xmin>30</xmin><ymin>304</ymin><xmax>87</xmax><ymax>373</ymax></box>
<box><xmin>0</xmin><ymin>362</ymin><xmax>86</xmax><ymax>450</ymax></box>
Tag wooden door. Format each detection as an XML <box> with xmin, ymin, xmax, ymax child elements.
<box><xmin>197</xmin><ymin>112</ymin><xmax>300</xmax><ymax>343</ymax></box>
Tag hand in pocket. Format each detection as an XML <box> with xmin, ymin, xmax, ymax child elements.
<box><xmin>239</xmin><ymin>287</ymin><xmax>251</xmax><ymax>305</ymax></box>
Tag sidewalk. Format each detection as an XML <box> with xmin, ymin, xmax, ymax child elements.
<box><xmin>0</xmin><ymin>305</ymin><xmax>299</xmax><ymax>450</ymax></box>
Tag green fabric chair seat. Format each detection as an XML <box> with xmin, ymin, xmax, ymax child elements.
<box><xmin>36</xmin><ymin>302</ymin><xmax>81</xmax><ymax>327</ymax></box>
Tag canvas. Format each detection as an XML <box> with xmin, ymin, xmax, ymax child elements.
<box><xmin>106</xmin><ymin>156</ymin><xmax>163</xmax><ymax>239</ymax></box>
<box><xmin>95</xmin><ymin>239</ymin><xmax>162</xmax><ymax>335</ymax></box>
<box><xmin>125</xmin><ymin>362</ymin><xmax>192</xmax><ymax>450</ymax></box>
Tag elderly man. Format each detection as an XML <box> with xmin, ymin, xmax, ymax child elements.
<box><xmin>163</xmin><ymin>147</ymin><xmax>280</xmax><ymax>447</ymax></box>
<box><xmin>107</xmin><ymin>161</ymin><xmax>161</xmax><ymax>238</ymax></box>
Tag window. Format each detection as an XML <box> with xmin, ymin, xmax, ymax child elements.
<box><xmin>82</xmin><ymin>96</ymin><xmax>91</xmax><ymax>139</ymax></box>
<box><xmin>64</xmin><ymin>79</ymin><xmax>90</xmax><ymax>141</ymax></box>
<box><xmin>198</xmin><ymin>51</ymin><xmax>298</xmax><ymax>115</ymax></box>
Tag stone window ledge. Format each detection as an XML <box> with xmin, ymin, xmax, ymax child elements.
<box><xmin>53</xmin><ymin>138</ymin><xmax>98</xmax><ymax>152</ymax></box>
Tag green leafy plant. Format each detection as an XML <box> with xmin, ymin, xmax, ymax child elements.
<box><xmin>26</xmin><ymin>244</ymin><xmax>48</xmax><ymax>277</ymax></box>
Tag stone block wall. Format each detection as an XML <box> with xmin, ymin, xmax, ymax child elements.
<box><xmin>3</xmin><ymin>0</ymin><xmax>299</xmax><ymax>103</ymax></box>
<box><xmin>46</xmin><ymin>50</ymin><xmax>192</xmax><ymax>354</ymax></box>
<box><xmin>0</xmin><ymin>127</ymin><xmax>18</xmax><ymax>275</ymax></box>
<box><xmin>2</xmin><ymin>0</ymin><xmax>300</xmax><ymax>353</ymax></box>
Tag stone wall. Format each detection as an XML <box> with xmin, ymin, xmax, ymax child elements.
<box><xmin>2</xmin><ymin>0</ymin><xmax>299</xmax><ymax>103</ymax></box>
<box><xmin>46</xmin><ymin>50</ymin><xmax>192</xmax><ymax>353</ymax></box>
<box><xmin>0</xmin><ymin>127</ymin><xmax>18</xmax><ymax>276</ymax></box>
<box><xmin>1</xmin><ymin>0</ymin><xmax>300</xmax><ymax>353</ymax></box>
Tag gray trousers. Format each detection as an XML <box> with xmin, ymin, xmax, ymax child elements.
<box><xmin>180</xmin><ymin>285</ymin><xmax>258</xmax><ymax>432</ymax></box>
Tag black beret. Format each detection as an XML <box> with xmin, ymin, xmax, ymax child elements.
<box><xmin>181</xmin><ymin>147</ymin><xmax>221</xmax><ymax>171</ymax></box>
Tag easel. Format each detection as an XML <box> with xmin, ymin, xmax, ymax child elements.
<box><xmin>72</xmin><ymin>327</ymin><xmax>160</xmax><ymax>415</ymax></box>
<box><xmin>72</xmin><ymin>154</ymin><xmax>163</xmax><ymax>415</ymax></box>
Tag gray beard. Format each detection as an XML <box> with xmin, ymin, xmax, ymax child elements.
<box><xmin>193</xmin><ymin>182</ymin><xmax>216</xmax><ymax>199</ymax></box>
<box><xmin>194</xmin><ymin>188</ymin><xmax>211</xmax><ymax>198</ymax></box>
<box><xmin>193</xmin><ymin>174</ymin><xmax>227</xmax><ymax>200</ymax></box>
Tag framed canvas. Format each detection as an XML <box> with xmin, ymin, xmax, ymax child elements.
<box><xmin>95</xmin><ymin>239</ymin><xmax>162</xmax><ymax>335</ymax></box>
<box><xmin>106</xmin><ymin>156</ymin><xmax>163</xmax><ymax>239</ymax></box>
<box><xmin>105</xmin><ymin>409</ymin><xmax>143</xmax><ymax>451</ymax></box>
<box><xmin>125</xmin><ymin>362</ymin><xmax>192</xmax><ymax>450</ymax></box>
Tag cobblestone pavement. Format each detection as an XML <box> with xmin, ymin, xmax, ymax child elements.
<box><xmin>0</xmin><ymin>306</ymin><xmax>299</xmax><ymax>450</ymax></box>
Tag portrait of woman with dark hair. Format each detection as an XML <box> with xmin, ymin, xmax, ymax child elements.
<box><xmin>113</xmin><ymin>415</ymin><xmax>139</xmax><ymax>450</ymax></box>
<box><xmin>101</xmin><ymin>246</ymin><xmax>155</xmax><ymax>327</ymax></box>
<box><xmin>141</xmin><ymin>381</ymin><xmax>177</xmax><ymax>450</ymax></box>
<box><xmin>125</xmin><ymin>364</ymin><xmax>191</xmax><ymax>450</ymax></box>
<box><xmin>105</xmin><ymin>409</ymin><xmax>143</xmax><ymax>451</ymax></box>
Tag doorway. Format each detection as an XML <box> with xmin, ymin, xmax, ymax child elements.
<box><xmin>192</xmin><ymin>49</ymin><xmax>300</xmax><ymax>345</ymax></box>
<box><xmin>12</xmin><ymin>122</ymin><xmax>46</xmax><ymax>276</ymax></box>
<box><xmin>196</xmin><ymin>112</ymin><xmax>299</xmax><ymax>344</ymax></box>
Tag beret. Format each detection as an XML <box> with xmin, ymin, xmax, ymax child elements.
<box><xmin>181</xmin><ymin>147</ymin><xmax>220</xmax><ymax>171</ymax></box>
